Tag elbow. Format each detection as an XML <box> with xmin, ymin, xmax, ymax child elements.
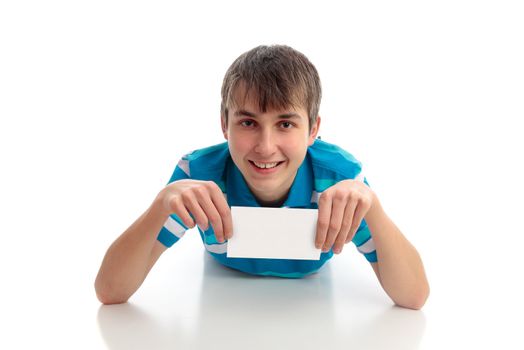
<box><xmin>95</xmin><ymin>278</ymin><xmax>130</xmax><ymax>305</ymax></box>
<box><xmin>397</xmin><ymin>283</ymin><xmax>430</xmax><ymax>310</ymax></box>
<box><xmin>398</xmin><ymin>296</ymin><xmax>427</xmax><ymax>310</ymax></box>
<box><xmin>96</xmin><ymin>290</ymin><xmax>129</xmax><ymax>305</ymax></box>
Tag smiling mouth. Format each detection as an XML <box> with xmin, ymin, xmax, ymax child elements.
<box><xmin>249</xmin><ymin>160</ymin><xmax>285</xmax><ymax>169</ymax></box>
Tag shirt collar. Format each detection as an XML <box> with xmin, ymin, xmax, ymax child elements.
<box><xmin>225</xmin><ymin>154</ymin><xmax>313</xmax><ymax>208</ymax></box>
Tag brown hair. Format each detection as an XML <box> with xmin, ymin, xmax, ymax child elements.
<box><xmin>220</xmin><ymin>45</ymin><xmax>322</xmax><ymax>133</ymax></box>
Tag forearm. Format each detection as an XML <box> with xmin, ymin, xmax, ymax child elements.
<box><xmin>365</xmin><ymin>194</ymin><xmax>430</xmax><ymax>309</ymax></box>
<box><xmin>95</xmin><ymin>195</ymin><xmax>169</xmax><ymax>304</ymax></box>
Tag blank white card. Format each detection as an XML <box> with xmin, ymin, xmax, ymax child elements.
<box><xmin>227</xmin><ymin>206</ymin><xmax>321</xmax><ymax>260</ymax></box>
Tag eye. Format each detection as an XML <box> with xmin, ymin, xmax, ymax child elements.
<box><xmin>240</xmin><ymin>120</ymin><xmax>256</xmax><ymax>127</ymax></box>
<box><xmin>280</xmin><ymin>121</ymin><xmax>294</xmax><ymax>129</ymax></box>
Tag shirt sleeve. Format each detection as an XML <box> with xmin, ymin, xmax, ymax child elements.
<box><xmin>351</xmin><ymin>176</ymin><xmax>378</xmax><ymax>262</ymax></box>
<box><xmin>351</xmin><ymin>219</ymin><xmax>378</xmax><ymax>262</ymax></box>
<box><xmin>156</xmin><ymin>155</ymin><xmax>191</xmax><ymax>248</ymax></box>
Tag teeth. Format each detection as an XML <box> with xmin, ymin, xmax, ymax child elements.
<box><xmin>253</xmin><ymin>161</ymin><xmax>279</xmax><ymax>169</ymax></box>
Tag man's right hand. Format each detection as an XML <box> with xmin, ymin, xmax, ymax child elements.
<box><xmin>158</xmin><ymin>179</ymin><xmax>233</xmax><ymax>243</ymax></box>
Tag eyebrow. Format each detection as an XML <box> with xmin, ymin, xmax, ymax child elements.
<box><xmin>233</xmin><ymin>109</ymin><xmax>302</xmax><ymax>120</ymax></box>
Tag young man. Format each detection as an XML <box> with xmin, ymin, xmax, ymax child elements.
<box><xmin>95</xmin><ymin>45</ymin><xmax>429</xmax><ymax>309</ymax></box>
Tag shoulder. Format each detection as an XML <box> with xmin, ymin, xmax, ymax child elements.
<box><xmin>184</xmin><ymin>142</ymin><xmax>229</xmax><ymax>163</ymax></box>
<box><xmin>179</xmin><ymin>142</ymin><xmax>230</xmax><ymax>180</ymax></box>
<box><xmin>308</xmin><ymin>139</ymin><xmax>365</xmax><ymax>191</ymax></box>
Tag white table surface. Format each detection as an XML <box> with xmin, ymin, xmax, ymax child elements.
<box><xmin>95</xmin><ymin>235</ymin><xmax>429</xmax><ymax>350</ymax></box>
<box><xmin>2</xmin><ymin>218</ymin><xmax>522</xmax><ymax>350</ymax></box>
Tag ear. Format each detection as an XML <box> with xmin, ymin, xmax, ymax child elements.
<box><xmin>221</xmin><ymin>115</ymin><xmax>228</xmax><ymax>140</ymax></box>
<box><xmin>307</xmin><ymin>116</ymin><xmax>321</xmax><ymax>146</ymax></box>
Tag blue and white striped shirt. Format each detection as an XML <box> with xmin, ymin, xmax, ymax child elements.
<box><xmin>157</xmin><ymin>139</ymin><xmax>377</xmax><ymax>278</ymax></box>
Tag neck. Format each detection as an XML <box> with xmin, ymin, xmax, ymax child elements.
<box><xmin>254</xmin><ymin>192</ymin><xmax>289</xmax><ymax>207</ymax></box>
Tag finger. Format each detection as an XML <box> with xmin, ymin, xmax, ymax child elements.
<box><xmin>315</xmin><ymin>192</ymin><xmax>332</xmax><ymax>249</ymax></box>
<box><xmin>169</xmin><ymin>196</ymin><xmax>195</xmax><ymax>228</ymax></box>
<box><xmin>346</xmin><ymin>198</ymin><xmax>370</xmax><ymax>243</ymax></box>
<box><xmin>323</xmin><ymin>192</ymin><xmax>346</xmax><ymax>253</ymax></box>
<box><xmin>181</xmin><ymin>191</ymin><xmax>209</xmax><ymax>231</ymax></box>
<box><xmin>193</xmin><ymin>186</ymin><xmax>225</xmax><ymax>243</ymax></box>
<box><xmin>334</xmin><ymin>199</ymin><xmax>358</xmax><ymax>254</ymax></box>
<box><xmin>208</xmin><ymin>185</ymin><xmax>233</xmax><ymax>240</ymax></box>
<box><xmin>200</xmin><ymin>196</ymin><xmax>224</xmax><ymax>243</ymax></box>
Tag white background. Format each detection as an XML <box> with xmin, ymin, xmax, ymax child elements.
<box><xmin>1</xmin><ymin>1</ymin><xmax>523</xmax><ymax>349</ymax></box>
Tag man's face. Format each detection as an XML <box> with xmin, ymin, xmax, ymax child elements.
<box><xmin>221</xmin><ymin>91</ymin><xmax>320</xmax><ymax>206</ymax></box>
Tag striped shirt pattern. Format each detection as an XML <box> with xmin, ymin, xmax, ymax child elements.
<box><xmin>157</xmin><ymin>139</ymin><xmax>377</xmax><ymax>278</ymax></box>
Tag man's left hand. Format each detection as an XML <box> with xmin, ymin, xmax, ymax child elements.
<box><xmin>315</xmin><ymin>179</ymin><xmax>375</xmax><ymax>254</ymax></box>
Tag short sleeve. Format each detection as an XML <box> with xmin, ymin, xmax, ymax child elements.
<box><xmin>156</xmin><ymin>155</ymin><xmax>191</xmax><ymax>248</ymax></box>
<box><xmin>351</xmin><ymin>219</ymin><xmax>377</xmax><ymax>262</ymax></box>
<box><xmin>351</xmin><ymin>175</ymin><xmax>377</xmax><ymax>262</ymax></box>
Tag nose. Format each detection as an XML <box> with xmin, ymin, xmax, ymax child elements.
<box><xmin>254</xmin><ymin>128</ymin><xmax>277</xmax><ymax>156</ymax></box>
